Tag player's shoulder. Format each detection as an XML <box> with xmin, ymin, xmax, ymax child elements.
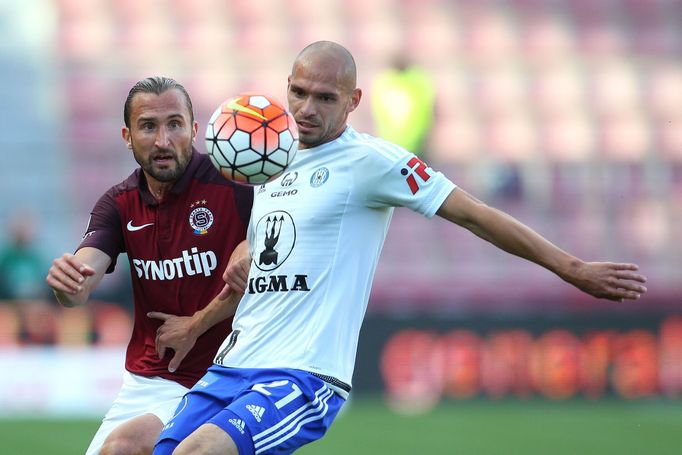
<box><xmin>87</xmin><ymin>169</ymin><xmax>140</xmax><ymax>215</ymax></box>
<box><xmin>107</xmin><ymin>168</ymin><xmax>142</xmax><ymax>199</ymax></box>
<box><xmin>340</xmin><ymin>126</ymin><xmax>411</xmax><ymax>164</ymax></box>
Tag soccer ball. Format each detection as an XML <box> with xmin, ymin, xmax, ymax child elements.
<box><xmin>205</xmin><ymin>93</ymin><xmax>299</xmax><ymax>185</ymax></box>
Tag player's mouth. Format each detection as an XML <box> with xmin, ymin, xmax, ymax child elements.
<box><xmin>296</xmin><ymin>120</ymin><xmax>318</xmax><ymax>133</ymax></box>
<box><xmin>152</xmin><ymin>153</ymin><xmax>175</xmax><ymax>166</ymax></box>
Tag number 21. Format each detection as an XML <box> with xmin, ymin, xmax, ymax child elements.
<box><xmin>252</xmin><ymin>380</ymin><xmax>302</xmax><ymax>409</ymax></box>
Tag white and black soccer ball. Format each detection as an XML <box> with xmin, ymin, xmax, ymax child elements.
<box><xmin>205</xmin><ymin>93</ymin><xmax>299</xmax><ymax>185</ymax></box>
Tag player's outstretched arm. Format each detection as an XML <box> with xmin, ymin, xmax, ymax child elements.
<box><xmin>436</xmin><ymin>188</ymin><xmax>647</xmax><ymax>301</ymax></box>
<box><xmin>45</xmin><ymin>247</ymin><xmax>111</xmax><ymax>307</ymax></box>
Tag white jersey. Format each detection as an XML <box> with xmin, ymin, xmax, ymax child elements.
<box><xmin>214</xmin><ymin>126</ymin><xmax>456</xmax><ymax>387</ymax></box>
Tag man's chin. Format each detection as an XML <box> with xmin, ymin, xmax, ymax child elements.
<box><xmin>148</xmin><ymin>167</ymin><xmax>180</xmax><ymax>183</ymax></box>
<box><xmin>298</xmin><ymin>133</ymin><xmax>322</xmax><ymax>149</ymax></box>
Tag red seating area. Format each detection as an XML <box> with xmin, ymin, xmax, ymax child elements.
<box><xmin>54</xmin><ymin>0</ymin><xmax>682</xmax><ymax>163</ymax></box>
<box><xmin>49</xmin><ymin>0</ymin><xmax>682</xmax><ymax>309</ymax></box>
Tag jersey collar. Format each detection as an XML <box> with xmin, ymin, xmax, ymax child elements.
<box><xmin>137</xmin><ymin>147</ymin><xmax>200</xmax><ymax>206</ymax></box>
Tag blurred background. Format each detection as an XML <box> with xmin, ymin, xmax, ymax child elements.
<box><xmin>1</xmin><ymin>0</ymin><xmax>681</xmax><ymax>453</ymax></box>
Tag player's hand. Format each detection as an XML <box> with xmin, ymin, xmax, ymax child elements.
<box><xmin>45</xmin><ymin>253</ymin><xmax>96</xmax><ymax>294</ymax></box>
<box><xmin>147</xmin><ymin>312</ymin><xmax>198</xmax><ymax>373</ymax></box>
<box><xmin>218</xmin><ymin>241</ymin><xmax>251</xmax><ymax>299</ymax></box>
<box><xmin>570</xmin><ymin>262</ymin><xmax>647</xmax><ymax>302</ymax></box>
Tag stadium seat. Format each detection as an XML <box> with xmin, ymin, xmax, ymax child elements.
<box><xmin>56</xmin><ymin>0</ymin><xmax>114</xmax><ymax>61</ymax></box>
<box><xmin>531</xmin><ymin>62</ymin><xmax>585</xmax><ymax>117</ymax></box>
<box><xmin>540</xmin><ymin>108</ymin><xmax>595</xmax><ymax>164</ymax></box>
<box><xmin>461</xmin><ymin>8</ymin><xmax>520</xmax><ymax>66</ymax></box>
<box><xmin>403</xmin><ymin>5</ymin><xmax>460</xmax><ymax>65</ymax></box>
<box><xmin>483</xmin><ymin>108</ymin><xmax>538</xmax><ymax>164</ymax></box>
<box><xmin>429</xmin><ymin>112</ymin><xmax>481</xmax><ymax>165</ymax></box>
<box><xmin>588</xmin><ymin>59</ymin><xmax>642</xmax><ymax>117</ymax></box>
<box><xmin>597</xmin><ymin>110</ymin><xmax>651</xmax><ymax>163</ymax></box>
<box><xmin>519</xmin><ymin>12</ymin><xmax>576</xmax><ymax>64</ymax></box>
<box><xmin>646</xmin><ymin>64</ymin><xmax>682</xmax><ymax>121</ymax></box>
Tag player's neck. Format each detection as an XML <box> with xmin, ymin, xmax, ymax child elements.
<box><xmin>145</xmin><ymin>176</ymin><xmax>173</xmax><ymax>202</ymax></box>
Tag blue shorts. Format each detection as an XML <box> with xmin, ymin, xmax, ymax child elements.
<box><xmin>153</xmin><ymin>366</ymin><xmax>346</xmax><ymax>455</ymax></box>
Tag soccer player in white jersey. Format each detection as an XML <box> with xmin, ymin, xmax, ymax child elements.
<box><xmin>153</xmin><ymin>41</ymin><xmax>648</xmax><ymax>455</ymax></box>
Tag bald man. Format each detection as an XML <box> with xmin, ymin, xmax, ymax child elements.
<box><xmin>154</xmin><ymin>41</ymin><xmax>646</xmax><ymax>455</ymax></box>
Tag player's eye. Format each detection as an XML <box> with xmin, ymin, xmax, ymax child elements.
<box><xmin>141</xmin><ymin>122</ymin><xmax>155</xmax><ymax>131</ymax></box>
<box><xmin>168</xmin><ymin>120</ymin><xmax>182</xmax><ymax>129</ymax></box>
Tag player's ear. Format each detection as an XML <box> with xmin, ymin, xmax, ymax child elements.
<box><xmin>286</xmin><ymin>75</ymin><xmax>293</xmax><ymax>93</ymax></box>
<box><xmin>192</xmin><ymin>120</ymin><xmax>198</xmax><ymax>142</ymax></box>
<box><xmin>348</xmin><ymin>88</ymin><xmax>362</xmax><ymax>113</ymax></box>
<box><xmin>122</xmin><ymin>127</ymin><xmax>132</xmax><ymax>148</ymax></box>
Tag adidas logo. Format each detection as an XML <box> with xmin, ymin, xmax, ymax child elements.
<box><xmin>228</xmin><ymin>418</ymin><xmax>245</xmax><ymax>434</ymax></box>
<box><xmin>246</xmin><ymin>404</ymin><xmax>265</xmax><ymax>422</ymax></box>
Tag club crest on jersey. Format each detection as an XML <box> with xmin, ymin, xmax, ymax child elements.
<box><xmin>254</xmin><ymin>210</ymin><xmax>296</xmax><ymax>271</ymax></box>
<box><xmin>189</xmin><ymin>205</ymin><xmax>214</xmax><ymax>235</ymax></box>
<box><xmin>310</xmin><ymin>167</ymin><xmax>330</xmax><ymax>187</ymax></box>
<box><xmin>400</xmin><ymin>157</ymin><xmax>431</xmax><ymax>194</ymax></box>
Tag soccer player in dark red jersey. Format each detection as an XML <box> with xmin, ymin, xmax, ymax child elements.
<box><xmin>46</xmin><ymin>76</ymin><xmax>252</xmax><ymax>455</ymax></box>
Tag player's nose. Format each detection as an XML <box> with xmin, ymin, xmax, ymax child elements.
<box><xmin>297</xmin><ymin>96</ymin><xmax>316</xmax><ymax>117</ymax></box>
<box><xmin>154</xmin><ymin>127</ymin><xmax>171</xmax><ymax>147</ymax></box>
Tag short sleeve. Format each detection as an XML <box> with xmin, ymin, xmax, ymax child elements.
<box><xmin>355</xmin><ymin>142</ymin><xmax>456</xmax><ymax>218</ymax></box>
<box><xmin>77</xmin><ymin>191</ymin><xmax>125</xmax><ymax>273</ymax></box>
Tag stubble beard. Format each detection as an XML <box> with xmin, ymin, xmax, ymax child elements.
<box><xmin>135</xmin><ymin>145</ymin><xmax>193</xmax><ymax>183</ymax></box>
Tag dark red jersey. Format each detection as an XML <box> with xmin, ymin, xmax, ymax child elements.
<box><xmin>78</xmin><ymin>149</ymin><xmax>252</xmax><ymax>388</ymax></box>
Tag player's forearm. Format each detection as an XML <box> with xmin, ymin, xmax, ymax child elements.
<box><xmin>461</xmin><ymin>204</ymin><xmax>583</xmax><ymax>283</ymax></box>
<box><xmin>53</xmin><ymin>289</ymin><xmax>90</xmax><ymax>308</ymax></box>
<box><xmin>47</xmin><ymin>249</ymin><xmax>110</xmax><ymax>308</ymax></box>
<box><xmin>189</xmin><ymin>291</ymin><xmax>241</xmax><ymax>338</ymax></box>
<box><xmin>437</xmin><ymin>189</ymin><xmax>583</xmax><ymax>282</ymax></box>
